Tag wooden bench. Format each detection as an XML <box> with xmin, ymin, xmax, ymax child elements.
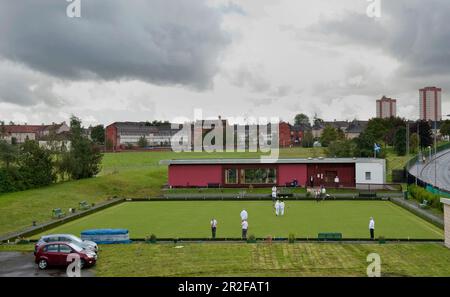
<box><xmin>79</xmin><ymin>201</ymin><xmax>91</xmax><ymax>210</ymax></box>
<box><xmin>318</xmin><ymin>232</ymin><xmax>342</xmax><ymax>241</ymax></box>
<box><xmin>52</xmin><ymin>208</ymin><xmax>66</xmax><ymax>219</ymax></box>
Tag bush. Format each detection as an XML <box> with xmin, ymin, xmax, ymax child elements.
<box><xmin>288</xmin><ymin>233</ymin><xmax>295</xmax><ymax>243</ymax></box>
<box><xmin>146</xmin><ymin>234</ymin><xmax>157</xmax><ymax>243</ymax></box>
<box><xmin>247</xmin><ymin>234</ymin><xmax>256</xmax><ymax>243</ymax></box>
<box><xmin>0</xmin><ymin>167</ymin><xmax>24</xmax><ymax>193</ymax></box>
<box><xmin>408</xmin><ymin>185</ymin><xmax>442</xmax><ymax>210</ymax></box>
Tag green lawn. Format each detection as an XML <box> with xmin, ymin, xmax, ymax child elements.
<box><xmin>0</xmin><ymin>147</ymin><xmax>410</xmax><ymax>237</ymax></box>
<box><xmin>3</xmin><ymin>242</ymin><xmax>450</xmax><ymax>276</ymax></box>
<box><xmin>384</xmin><ymin>147</ymin><xmax>415</xmax><ymax>182</ymax></box>
<box><xmin>34</xmin><ymin>201</ymin><xmax>443</xmax><ymax>239</ymax></box>
<box><xmin>88</xmin><ymin>243</ymin><xmax>450</xmax><ymax>276</ymax></box>
<box><xmin>0</xmin><ymin>148</ymin><xmax>324</xmax><ymax>236</ymax></box>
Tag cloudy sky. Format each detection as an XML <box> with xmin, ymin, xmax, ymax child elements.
<box><xmin>0</xmin><ymin>0</ymin><xmax>449</xmax><ymax>126</ymax></box>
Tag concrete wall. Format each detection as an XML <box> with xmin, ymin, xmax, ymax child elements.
<box><xmin>356</xmin><ymin>162</ymin><xmax>385</xmax><ymax>184</ymax></box>
<box><xmin>442</xmin><ymin>198</ymin><xmax>450</xmax><ymax>248</ymax></box>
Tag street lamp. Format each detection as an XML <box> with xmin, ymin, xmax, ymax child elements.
<box><xmin>434</xmin><ymin>120</ymin><xmax>437</xmax><ymax>188</ymax></box>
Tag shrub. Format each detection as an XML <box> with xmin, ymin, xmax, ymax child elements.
<box><xmin>288</xmin><ymin>233</ymin><xmax>295</xmax><ymax>243</ymax></box>
<box><xmin>247</xmin><ymin>234</ymin><xmax>256</xmax><ymax>243</ymax></box>
<box><xmin>15</xmin><ymin>237</ymin><xmax>30</xmax><ymax>245</ymax></box>
<box><xmin>146</xmin><ymin>234</ymin><xmax>157</xmax><ymax>243</ymax></box>
<box><xmin>408</xmin><ymin>185</ymin><xmax>442</xmax><ymax>210</ymax></box>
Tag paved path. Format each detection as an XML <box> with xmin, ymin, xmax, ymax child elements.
<box><xmin>409</xmin><ymin>148</ymin><xmax>450</xmax><ymax>192</ymax></box>
<box><xmin>0</xmin><ymin>252</ymin><xmax>94</xmax><ymax>277</ymax></box>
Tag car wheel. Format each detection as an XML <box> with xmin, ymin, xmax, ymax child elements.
<box><xmin>80</xmin><ymin>259</ymin><xmax>86</xmax><ymax>269</ymax></box>
<box><xmin>38</xmin><ymin>259</ymin><xmax>48</xmax><ymax>270</ymax></box>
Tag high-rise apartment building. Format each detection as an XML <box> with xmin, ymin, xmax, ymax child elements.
<box><xmin>419</xmin><ymin>86</ymin><xmax>442</xmax><ymax>121</ymax></box>
<box><xmin>376</xmin><ymin>96</ymin><xmax>397</xmax><ymax>118</ymax></box>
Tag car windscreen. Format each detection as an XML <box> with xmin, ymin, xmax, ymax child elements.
<box><xmin>68</xmin><ymin>243</ymin><xmax>83</xmax><ymax>252</ymax></box>
<box><xmin>68</xmin><ymin>235</ymin><xmax>83</xmax><ymax>243</ymax></box>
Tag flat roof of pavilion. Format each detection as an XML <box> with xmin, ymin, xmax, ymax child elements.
<box><xmin>160</xmin><ymin>158</ymin><xmax>385</xmax><ymax>165</ymax></box>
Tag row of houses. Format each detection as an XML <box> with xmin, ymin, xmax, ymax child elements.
<box><xmin>105</xmin><ymin>119</ymin><xmax>369</xmax><ymax>151</ymax></box>
<box><xmin>0</xmin><ymin>122</ymin><xmax>70</xmax><ymax>144</ymax></box>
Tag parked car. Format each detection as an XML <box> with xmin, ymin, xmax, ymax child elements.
<box><xmin>35</xmin><ymin>234</ymin><xmax>98</xmax><ymax>255</ymax></box>
<box><xmin>35</xmin><ymin>242</ymin><xmax>97</xmax><ymax>270</ymax></box>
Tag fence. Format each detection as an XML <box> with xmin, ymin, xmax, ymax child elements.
<box><xmin>406</xmin><ymin>142</ymin><xmax>450</xmax><ymax>194</ymax></box>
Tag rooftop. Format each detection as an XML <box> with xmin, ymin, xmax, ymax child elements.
<box><xmin>160</xmin><ymin>157</ymin><xmax>385</xmax><ymax>165</ymax></box>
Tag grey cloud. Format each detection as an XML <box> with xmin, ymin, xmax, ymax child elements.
<box><xmin>309</xmin><ymin>0</ymin><xmax>450</xmax><ymax>81</ymax></box>
<box><xmin>226</xmin><ymin>65</ymin><xmax>271</xmax><ymax>93</ymax></box>
<box><xmin>219</xmin><ymin>1</ymin><xmax>246</xmax><ymax>16</ymax></box>
<box><xmin>0</xmin><ymin>0</ymin><xmax>230</xmax><ymax>89</ymax></box>
<box><xmin>0</xmin><ymin>60</ymin><xmax>63</xmax><ymax>107</ymax></box>
<box><xmin>248</xmin><ymin>97</ymin><xmax>279</xmax><ymax>107</ymax></box>
<box><xmin>312</xmin><ymin>63</ymin><xmax>386</xmax><ymax>103</ymax></box>
<box><xmin>269</xmin><ymin>85</ymin><xmax>291</xmax><ymax>97</ymax></box>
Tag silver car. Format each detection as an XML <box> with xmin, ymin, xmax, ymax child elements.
<box><xmin>35</xmin><ymin>234</ymin><xmax>98</xmax><ymax>254</ymax></box>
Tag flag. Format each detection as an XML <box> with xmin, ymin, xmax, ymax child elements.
<box><xmin>374</xmin><ymin>143</ymin><xmax>381</xmax><ymax>153</ymax></box>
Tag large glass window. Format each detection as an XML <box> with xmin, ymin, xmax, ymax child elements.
<box><xmin>225</xmin><ymin>169</ymin><xmax>238</xmax><ymax>184</ymax></box>
<box><xmin>241</xmin><ymin>168</ymin><xmax>277</xmax><ymax>184</ymax></box>
<box><xmin>325</xmin><ymin>171</ymin><xmax>337</xmax><ymax>183</ymax></box>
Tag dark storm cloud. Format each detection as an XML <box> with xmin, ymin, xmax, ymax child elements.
<box><xmin>0</xmin><ymin>0</ymin><xmax>230</xmax><ymax>89</ymax></box>
<box><xmin>0</xmin><ymin>61</ymin><xmax>63</xmax><ymax>107</ymax></box>
<box><xmin>310</xmin><ymin>0</ymin><xmax>450</xmax><ymax>79</ymax></box>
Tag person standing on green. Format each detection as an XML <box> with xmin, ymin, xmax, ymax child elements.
<box><xmin>210</xmin><ymin>218</ymin><xmax>218</xmax><ymax>239</ymax></box>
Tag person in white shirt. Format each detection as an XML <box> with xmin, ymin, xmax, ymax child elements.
<box><xmin>321</xmin><ymin>186</ymin><xmax>326</xmax><ymax>201</ymax></box>
<box><xmin>280</xmin><ymin>200</ymin><xmax>285</xmax><ymax>216</ymax></box>
<box><xmin>274</xmin><ymin>200</ymin><xmax>280</xmax><ymax>216</ymax></box>
<box><xmin>334</xmin><ymin>176</ymin><xmax>340</xmax><ymax>188</ymax></box>
<box><xmin>369</xmin><ymin>217</ymin><xmax>375</xmax><ymax>240</ymax></box>
<box><xmin>315</xmin><ymin>189</ymin><xmax>320</xmax><ymax>202</ymax></box>
<box><xmin>240</xmin><ymin>209</ymin><xmax>248</xmax><ymax>221</ymax></box>
<box><xmin>271</xmin><ymin>186</ymin><xmax>277</xmax><ymax>203</ymax></box>
<box><xmin>210</xmin><ymin>218</ymin><xmax>218</xmax><ymax>239</ymax></box>
<box><xmin>241</xmin><ymin>220</ymin><xmax>249</xmax><ymax>239</ymax></box>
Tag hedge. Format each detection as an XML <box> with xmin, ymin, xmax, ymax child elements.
<box><xmin>408</xmin><ymin>185</ymin><xmax>443</xmax><ymax>211</ymax></box>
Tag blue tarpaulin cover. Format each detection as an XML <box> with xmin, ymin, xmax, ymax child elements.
<box><xmin>81</xmin><ymin>229</ymin><xmax>129</xmax><ymax>235</ymax></box>
<box><xmin>81</xmin><ymin>229</ymin><xmax>131</xmax><ymax>244</ymax></box>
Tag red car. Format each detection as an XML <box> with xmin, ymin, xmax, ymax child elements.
<box><xmin>35</xmin><ymin>242</ymin><xmax>97</xmax><ymax>270</ymax></box>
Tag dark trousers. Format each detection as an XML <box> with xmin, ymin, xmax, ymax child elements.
<box><xmin>211</xmin><ymin>227</ymin><xmax>216</xmax><ymax>239</ymax></box>
<box><xmin>370</xmin><ymin>228</ymin><xmax>374</xmax><ymax>240</ymax></box>
<box><xmin>242</xmin><ymin>229</ymin><xmax>247</xmax><ymax>239</ymax></box>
